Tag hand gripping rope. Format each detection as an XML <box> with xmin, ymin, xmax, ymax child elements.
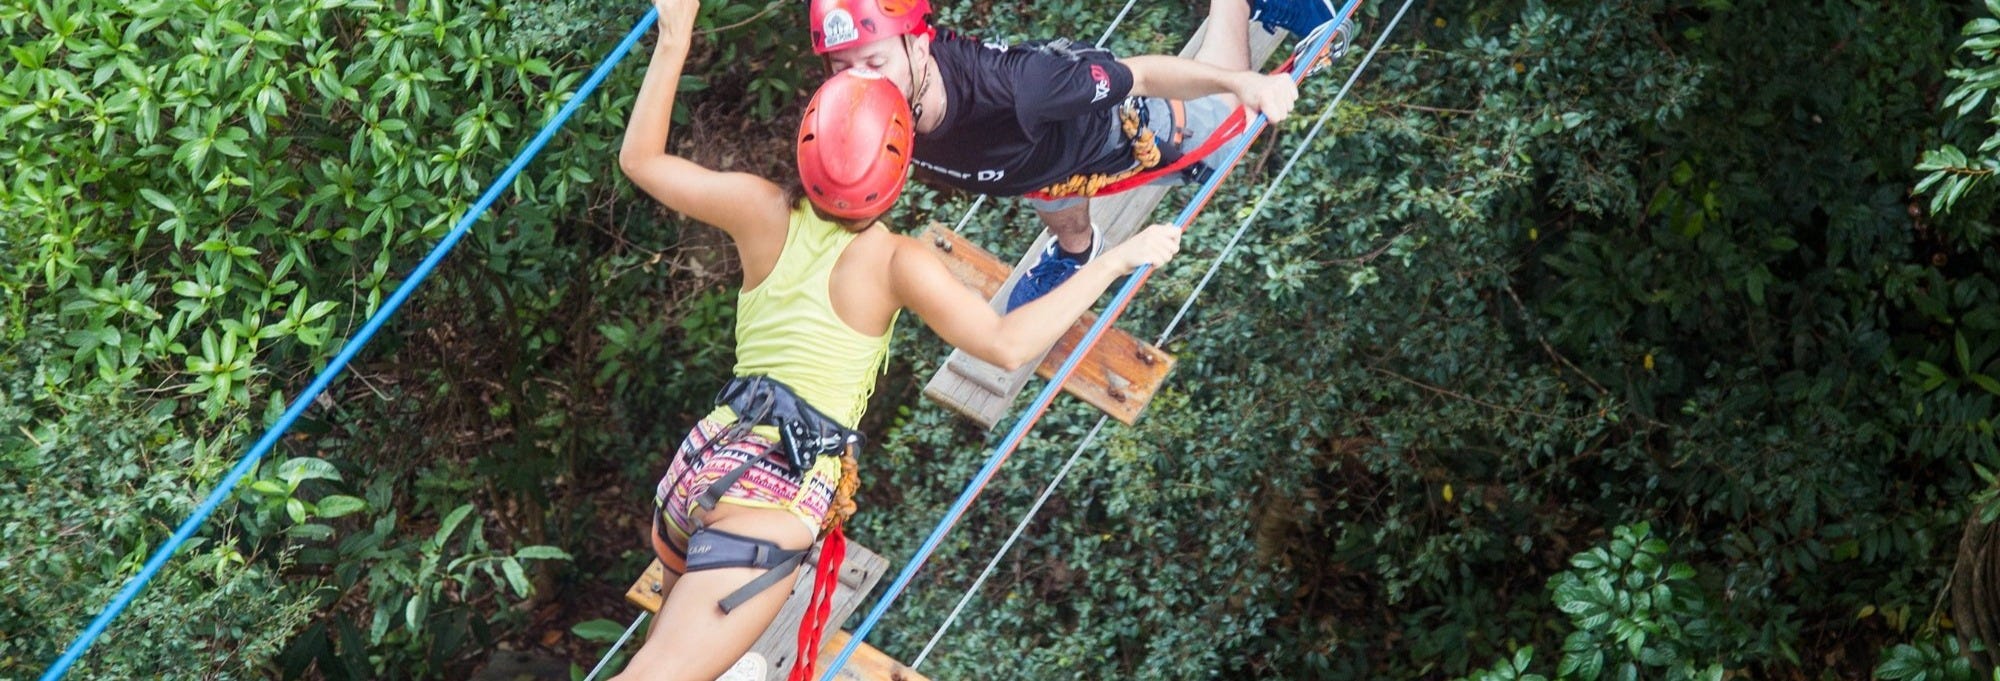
<box><xmin>37</xmin><ymin>9</ymin><xmax>664</xmax><ymax>680</ymax></box>
<box><xmin>814</xmin><ymin>0</ymin><xmax>1370</xmax><ymax>677</ymax></box>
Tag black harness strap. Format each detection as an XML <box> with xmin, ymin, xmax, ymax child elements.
<box><xmin>684</xmin><ymin>528</ymin><xmax>812</xmax><ymax>614</ymax></box>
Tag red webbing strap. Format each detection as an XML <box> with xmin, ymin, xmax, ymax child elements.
<box><xmin>1023</xmin><ymin>51</ymin><xmax>1313</xmax><ymax>202</ymax></box>
<box><xmin>789</xmin><ymin>525</ymin><xmax>848</xmax><ymax>681</ymax></box>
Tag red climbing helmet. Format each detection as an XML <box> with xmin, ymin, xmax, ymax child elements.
<box><xmin>810</xmin><ymin>0</ymin><xmax>933</xmax><ymax>54</ymax></box>
<box><xmin>797</xmin><ymin>69</ymin><xmax>915</xmax><ymax>221</ymax></box>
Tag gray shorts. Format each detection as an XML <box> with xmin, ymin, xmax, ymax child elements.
<box><xmin>1028</xmin><ymin>94</ymin><xmax>1237</xmax><ymax>213</ymax></box>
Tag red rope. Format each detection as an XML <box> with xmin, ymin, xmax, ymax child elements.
<box><xmin>789</xmin><ymin>525</ymin><xmax>848</xmax><ymax>681</ymax></box>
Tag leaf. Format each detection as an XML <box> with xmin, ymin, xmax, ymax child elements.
<box><xmin>501</xmin><ymin>558</ymin><xmax>531</xmax><ymax>597</ymax></box>
<box><xmin>434</xmin><ymin>503</ymin><xmax>476</xmax><ymax>547</ymax></box>
<box><xmin>287</xmin><ymin>523</ymin><xmax>335</xmax><ymax>541</ymax></box>
<box><xmin>316</xmin><ymin>495</ymin><xmax>368</xmax><ymax>518</ymax></box>
<box><xmin>571</xmin><ymin>619</ymin><xmax>630</xmax><ymax>643</ymax></box>
<box><xmin>405</xmin><ymin>592</ymin><xmax>428</xmax><ymax>633</ymax></box>
<box><xmin>138</xmin><ymin>188</ymin><xmax>178</xmax><ymax>212</ymax></box>
<box><xmin>1971</xmin><ymin>373</ymin><xmax>2000</xmax><ymax>397</ymax></box>
<box><xmin>513</xmin><ymin>546</ymin><xmax>572</xmax><ymax>561</ymax></box>
<box><xmin>278</xmin><ymin>457</ymin><xmax>342</xmax><ymax>484</ymax></box>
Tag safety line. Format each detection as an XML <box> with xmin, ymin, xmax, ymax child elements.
<box><xmin>910</xmin><ymin>0</ymin><xmax>1417</xmax><ymax>665</ymax></box>
<box><xmin>37</xmin><ymin>10</ymin><xmax>662</xmax><ymax>680</ymax></box>
<box><xmin>815</xmin><ymin>2</ymin><xmax>1364</xmax><ymax>677</ymax></box>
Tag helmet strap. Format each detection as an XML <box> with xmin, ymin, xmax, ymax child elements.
<box><xmin>903</xmin><ymin>35</ymin><xmax>932</xmax><ymax>130</ymax></box>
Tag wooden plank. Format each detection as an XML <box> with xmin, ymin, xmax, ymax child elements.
<box><xmin>922</xmin><ymin>18</ymin><xmax>1287</xmax><ymax>428</ymax></box>
<box><xmin>811</xmin><ymin>630</ymin><xmax>930</xmax><ymax>681</ymax></box>
<box><xmin>621</xmin><ymin>539</ymin><xmax>916</xmax><ymax>681</ymax></box>
<box><xmin>918</xmin><ymin>224</ymin><xmax>1178</xmax><ymax>425</ymax></box>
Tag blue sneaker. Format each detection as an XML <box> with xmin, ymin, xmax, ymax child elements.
<box><xmin>1006</xmin><ymin>226</ymin><xmax>1102</xmax><ymax>312</ymax></box>
<box><xmin>1250</xmin><ymin>0</ymin><xmax>1336</xmax><ymax>38</ymax></box>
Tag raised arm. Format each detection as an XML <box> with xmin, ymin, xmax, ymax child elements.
<box><xmin>892</xmin><ymin>225</ymin><xmax>1184</xmax><ymax>370</ymax></box>
<box><xmin>1121</xmin><ymin>54</ymin><xmax>1298</xmax><ymax>122</ymax></box>
<box><xmin>618</xmin><ymin>0</ymin><xmax>789</xmax><ymax>244</ymax></box>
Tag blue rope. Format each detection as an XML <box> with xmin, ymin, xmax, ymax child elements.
<box><xmin>38</xmin><ymin>9</ymin><xmax>660</xmax><ymax>680</ymax></box>
<box><xmin>815</xmin><ymin>1</ymin><xmax>1365</xmax><ymax>677</ymax></box>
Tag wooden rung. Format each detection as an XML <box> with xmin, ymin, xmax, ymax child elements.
<box><xmin>813</xmin><ymin>630</ymin><xmax>930</xmax><ymax>681</ymax></box>
<box><xmin>622</xmin><ymin>558</ymin><xmax>671</xmax><ymax>611</ymax></box>
<box><xmin>619</xmin><ymin>546</ymin><xmax>924</xmax><ymax>681</ymax></box>
<box><xmin>919</xmin><ymin>223</ymin><xmax>1178</xmax><ymax>427</ymax></box>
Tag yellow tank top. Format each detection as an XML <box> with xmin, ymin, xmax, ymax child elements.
<box><xmin>707</xmin><ymin>203</ymin><xmax>897</xmax><ymax>429</ymax></box>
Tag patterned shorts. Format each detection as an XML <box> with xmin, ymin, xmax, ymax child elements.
<box><xmin>651</xmin><ymin>417</ymin><xmax>839</xmax><ymax>573</ymax></box>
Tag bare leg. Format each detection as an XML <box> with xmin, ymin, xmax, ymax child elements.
<box><xmin>1193</xmin><ymin>0</ymin><xmax>1253</xmax><ymax>72</ymax></box>
<box><xmin>609</xmin><ymin>506</ymin><xmax>815</xmax><ymax>681</ymax></box>
<box><xmin>1033</xmin><ymin>199</ymin><xmax>1097</xmax><ymax>255</ymax></box>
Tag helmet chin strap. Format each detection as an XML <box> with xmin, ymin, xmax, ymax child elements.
<box><xmin>903</xmin><ymin>35</ymin><xmax>932</xmax><ymax>130</ymax></box>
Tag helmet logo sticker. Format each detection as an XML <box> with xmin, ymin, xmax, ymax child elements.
<box><xmin>821</xmin><ymin>9</ymin><xmax>860</xmax><ymax>48</ymax></box>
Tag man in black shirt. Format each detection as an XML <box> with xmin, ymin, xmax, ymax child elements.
<box><xmin>811</xmin><ymin>0</ymin><xmax>1341</xmax><ymax>309</ymax></box>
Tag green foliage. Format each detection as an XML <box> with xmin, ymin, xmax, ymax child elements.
<box><xmin>1</xmin><ymin>0</ymin><xmax>666</xmax><ymax>675</ymax></box>
<box><xmin>1463</xmin><ymin>525</ymin><xmax>1729</xmax><ymax>681</ymax></box>
<box><xmin>853</xmin><ymin>1</ymin><xmax>1994</xmax><ymax>679</ymax></box>
<box><xmin>1916</xmin><ymin>0</ymin><xmax>2000</xmax><ymax>222</ymax></box>
<box><xmin>8</xmin><ymin>0</ymin><xmax>1998</xmax><ymax>678</ymax></box>
<box><xmin>1876</xmin><ymin>637</ymin><xmax>1999</xmax><ymax>681</ymax></box>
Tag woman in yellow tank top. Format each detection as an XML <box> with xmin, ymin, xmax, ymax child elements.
<box><xmin>609</xmin><ymin>0</ymin><xmax>1183</xmax><ymax>678</ymax></box>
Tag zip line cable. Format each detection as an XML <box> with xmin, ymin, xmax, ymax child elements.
<box><xmin>815</xmin><ymin>1</ymin><xmax>1366</xmax><ymax>677</ymax></box>
<box><xmin>37</xmin><ymin>10</ymin><xmax>663</xmax><ymax>680</ymax></box>
<box><xmin>911</xmin><ymin>0</ymin><xmax>1416</xmax><ymax>665</ymax></box>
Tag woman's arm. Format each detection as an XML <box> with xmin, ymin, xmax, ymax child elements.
<box><xmin>618</xmin><ymin>0</ymin><xmax>789</xmax><ymax>243</ymax></box>
<box><xmin>892</xmin><ymin>225</ymin><xmax>1184</xmax><ymax>371</ymax></box>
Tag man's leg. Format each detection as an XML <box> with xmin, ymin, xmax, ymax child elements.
<box><xmin>1033</xmin><ymin>198</ymin><xmax>1096</xmax><ymax>255</ymax></box>
<box><xmin>1193</xmin><ymin>0</ymin><xmax>1254</xmax><ymax>72</ymax></box>
<box><xmin>1008</xmin><ymin>195</ymin><xmax>1102</xmax><ymax>311</ymax></box>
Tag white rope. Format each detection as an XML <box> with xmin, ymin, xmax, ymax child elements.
<box><xmin>581</xmin><ymin>611</ymin><xmax>651</xmax><ymax>681</ymax></box>
<box><xmin>910</xmin><ymin>0</ymin><xmax>1419</xmax><ymax>667</ymax></box>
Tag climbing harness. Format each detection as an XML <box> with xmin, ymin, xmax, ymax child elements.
<box><xmin>662</xmin><ymin>375</ymin><xmax>863</xmax><ymax>614</ymax></box>
<box><xmin>1029</xmin><ymin>97</ymin><xmax>1234</xmax><ymax>199</ymax></box>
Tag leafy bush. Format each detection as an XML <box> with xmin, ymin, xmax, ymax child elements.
<box><xmin>8</xmin><ymin>0</ymin><xmax>1999</xmax><ymax>678</ymax></box>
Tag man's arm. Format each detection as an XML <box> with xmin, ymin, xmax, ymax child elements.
<box><xmin>1122</xmin><ymin>55</ymin><xmax>1298</xmax><ymax>122</ymax></box>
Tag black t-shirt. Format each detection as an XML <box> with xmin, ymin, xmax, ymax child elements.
<box><xmin>913</xmin><ymin>32</ymin><xmax>1137</xmax><ymax>196</ymax></box>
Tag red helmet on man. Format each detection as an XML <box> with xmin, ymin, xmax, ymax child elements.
<box><xmin>796</xmin><ymin>69</ymin><xmax>915</xmax><ymax>221</ymax></box>
<box><xmin>810</xmin><ymin>0</ymin><xmax>933</xmax><ymax>54</ymax></box>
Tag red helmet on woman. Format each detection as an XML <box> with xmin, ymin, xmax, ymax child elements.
<box><xmin>797</xmin><ymin>69</ymin><xmax>915</xmax><ymax>221</ymax></box>
<box><xmin>810</xmin><ymin>0</ymin><xmax>933</xmax><ymax>54</ymax></box>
